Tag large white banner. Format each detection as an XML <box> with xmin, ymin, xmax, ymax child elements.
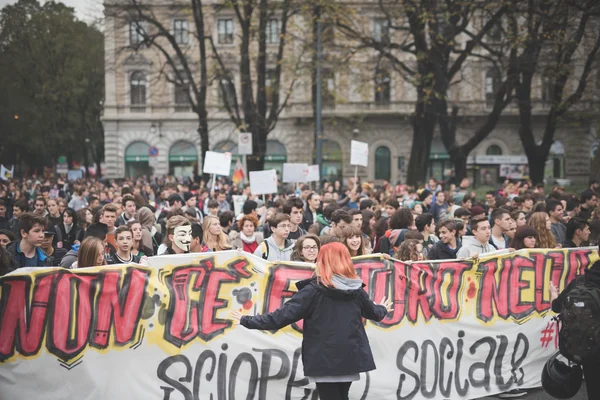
<box><xmin>1</xmin><ymin>248</ymin><xmax>597</xmax><ymax>399</ymax></box>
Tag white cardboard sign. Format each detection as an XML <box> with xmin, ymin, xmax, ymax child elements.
<box><xmin>283</xmin><ymin>163</ymin><xmax>308</xmax><ymax>183</ymax></box>
<box><xmin>203</xmin><ymin>151</ymin><xmax>232</xmax><ymax>176</ymax></box>
<box><xmin>304</xmin><ymin>165</ymin><xmax>320</xmax><ymax>182</ymax></box>
<box><xmin>238</xmin><ymin>133</ymin><xmax>252</xmax><ymax>155</ymax></box>
<box><xmin>350</xmin><ymin>140</ymin><xmax>369</xmax><ymax>167</ymax></box>
<box><xmin>249</xmin><ymin>169</ymin><xmax>278</xmax><ymax>195</ymax></box>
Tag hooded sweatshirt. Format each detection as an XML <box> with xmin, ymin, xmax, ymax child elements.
<box><xmin>60</xmin><ymin>244</ymin><xmax>80</xmax><ymax>268</ymax></box>
<box><xmin>456</xmin><ymin>236</ymin><xmax>495</xmax><ymax>258</ymax></box>
<box><xmin>253</xmin><ymin>235</ymin><xmax>294</xmax><ymax>262</ymax></box>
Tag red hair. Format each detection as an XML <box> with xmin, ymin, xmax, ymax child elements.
<box><xmin>316</xmin><ymin>242</ymin><xmax>359</xmax><ymax>287</ymax></box>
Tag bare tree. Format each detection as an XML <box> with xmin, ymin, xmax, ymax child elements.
<box><xmin>506</xmin><ymin>0</ymin><xmax>600</xmax><ymax>184</ymax></box>
<box><xmin>336</xmin><ymin>0</ymin><xmax>510</xmax><ymax>184</ymax></box>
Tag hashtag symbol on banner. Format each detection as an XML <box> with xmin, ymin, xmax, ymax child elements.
<box><xmin>540</xmin><ymin>322</ymin><xmax>554</xmax><ymax>348</ymax></box>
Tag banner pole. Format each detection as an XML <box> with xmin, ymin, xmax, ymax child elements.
<box><xmin>262</xmin><ymin>194</ymin><xmax>266</xmax><ymax>205</ymax></box>
<box><xmin>242</xmin><ymin>155</ymin><xmax>248</xmax><ymax>185</ymax></box>
<box><xmin>211</xmin><ymin>174</ymin><xmax>216</xmax><ymax>190</ymax></box>
<box><xmin>354</xmin><ymin>166</ymin><xmax>358</xmax><ymax>190</ymax></box>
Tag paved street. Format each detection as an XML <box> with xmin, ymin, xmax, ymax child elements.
<box><xmin>479</xmin><ymin>385</ymin><xmax>587</xmax><ymax>399</ymax></box>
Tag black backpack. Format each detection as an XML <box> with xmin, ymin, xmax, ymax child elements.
<box><xmin>558</xmin><ymin>282</ymin><xmax>600</xmax><ymax>364</ymax></box>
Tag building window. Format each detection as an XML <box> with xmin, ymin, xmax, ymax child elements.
<box><xmin>375</xmin><ymin>146</ymin><xmax>391</xmax><ymax>181</ymax></box>
<box><xmin>542</xmin><ymin>72</ymin><xmax>554</xmax><ymax>102</ymax></box>
<box><xmin>375</xmin><ymin>70</ymin><xmax>391</xmax><ymax>105</ymax></box>
<box><xmin>174</xmin><ymin>74</ymin><xmax>190</xmax><ymax>112</ymax></box>
<box><xmin>174</xmin><ymin>19</ymin><xmax>189</xmax><ymax>45</ymax></box>
<box><xmin>130</xmin><ymin>71</ymin><xmax>147</xmax><ymax>112</ymax></box>
<box><xmin>373</xmin><ymin>18</ymin><xmax>389</xmax><ymax>43</ymax></box>
<box><xmin>485</xmin><ymin>69</ymin><xmax>499</xmax><ymax>103</ymax></box>
<box><xmin>129</xmin><ymin>21</ymin><xmax>148</xmax><ymax>45</ymax></box>
<box><xmin>486</xmin><ymin>144</ymin><xmax>503</xmax><ymax>155</ymax></box>
<box><xmin>322</xmin><ymin>21</ymin><xmax>335</xmax><ymax>45</ymax></box>
<box><xmin>266</xmin><ymin>18</ymin><xmax>280</xmax><ymax>44</ymax></box>
<box><xmin>219</xmin><ymin>77</ymin><xmax>236</xmax><ymax>108</ymax></box>
<box><xmin>265</xmin><ymin>69</ymin><xmax>277</xmax><ymax>103</ymax></box>
<box><xmin>217</xmin><ymin>18</ymin><xmax>234</xmax><ymax>44</ymax></box>
<box><xmin>323</xmin><ymin>68</ymin><xmax>335</xmax><ymax>108</ymax></box>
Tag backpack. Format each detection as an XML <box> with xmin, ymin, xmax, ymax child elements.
<box><xmin>558</xmin><ymin>282</ymin><xmax>600</xmax><ymax>364</ymax></box>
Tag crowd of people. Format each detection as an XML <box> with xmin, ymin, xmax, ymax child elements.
<box><xmin>0</xmin><ymin>175</ymin><xmax>598</xmax><ymax>276</ymax></box>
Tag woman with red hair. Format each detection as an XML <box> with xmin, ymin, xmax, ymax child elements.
<box><xmin>231</xmin><ymin>242</ymin><xmax>392</xmax><ymax>400</ymax></box>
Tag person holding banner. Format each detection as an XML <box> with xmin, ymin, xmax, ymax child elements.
<box><xmin>290</xmin><ymin>234</ymin><xmax>321</xmax><ymax>262</ymax></box>
<box><xmin>160</xmin><ymin>216</ymin><xmax>192</xmax><ymax>255</ymax></box>
<box><xmin>232</xmin><ymin>242</ymin><xmax>392</xmax><ymax>400</ymax></box>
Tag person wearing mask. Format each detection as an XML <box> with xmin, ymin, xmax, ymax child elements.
<box><xmin>457</xmin><ymin>217</ymin><xmax>499</xmax><ymax>259</ymax></box>
<box><xmin>283</xmin><ymin>197</ymin><xmax>307</xmax><ymax>241</ymax></box>
<box><xmin>341</xmin><ymin>226</ymin><xmax>370</xmax><ymax>257</ymax></box>
<box><xmin>0</xmin><ymin>229</ymin><xmax>15</xmax><ymax>249</ymax></box>
<box><xmin>74</xmin><ymin>237</ymin><xmax>106</xmax><ymax>268</ymax></box>
<box><xmin>428</xmin><ymin>219</ymin><xmax>461</xmax><ymax>260</ymax></box>
<box><xmin>160</xmin><ymin>216</ymin><xmax>192</xmax><ymax>255</ymax></box>
<box><xmin>254</xmin><ymin>213</ymin><xmax>294</xmax><ymax>261</ymax></box>
<box><xmin>562</xmin><ymin>218</ymin><xmax>591</xmax><ymax>248</ymax></box>
<box><xmin>290</xmin><ymin>234</ymin><xmax>321</xmax><ymax>263</ymax></box>
<box><xmin>116</xmin><ymin>195</ymin><xmax>137</xmax><ymax>227</ymax></box>
<box><xmin>53</xmin><ymin>208</ymin><xmax>78</xmax><ymax>251</ymax></box>
<box><xmin>229</xmin><ymin>214</ymin><xmax>263</xmax><ymax>253</ymax></box>
<box><xmin>203</xmin><ymin>215</ymin><xmax>232</xmax><ymax>252</ymax></box>
<box><xmin>231</xmin><ymin>242</ymin><xmax>392</xmax><ymax>400</ymax></box>
<box><xmin>39</xmin><ymin>230</ymin><xmax>67</xmax><ymax>266</ymax></box>
<box><xmin>302</xmin><ymin>192</ymin><xmax>321</xmax><ymax>232</ymax></box>
<box><xmin>6</xmin><ymin>213</ymin><xmax>53</xmax><ymax>268</ymax></box>
<box><xmin>528</xmin><ymin>212</ymin><xmax>558</xmax><ymax>249</ymax></box>
<box><xmin>510</xmin><ymin>226</ymin><xmax>538</xmax><ymax>250</ymax></box>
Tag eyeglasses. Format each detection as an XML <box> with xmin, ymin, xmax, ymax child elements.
<box><xmin>302</xmin><ymin>246</ymin><xmax>318</xmax><ymax>251</ymax></box>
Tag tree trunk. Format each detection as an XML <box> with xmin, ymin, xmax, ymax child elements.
<box><xmin>247</xmin><ymin>127</ymin><xmax>266</xmax><ymax>172</ymax></box>
<box><xmin>197</xmin><ymin>118</ymin><xmax>209</xmax><ymax>180</ymax></box>
<box><xmin>452</xmin><ymin>153</ymin><xmax>468</xmax><ymax>181</ymax></box>
<box><xmin>528</xmin><ymin>150</ymin><xmax>547</xmax><ymax>184</ymax></box>
<box><xmin>591</xmin><ymin>149</ymin><xmax>600</xmax><ymax>182</ymax></box>
<box><xmin>406</xmin><ymin>101</ymin><xmax>436</xmax><ymax>186</ymax></box>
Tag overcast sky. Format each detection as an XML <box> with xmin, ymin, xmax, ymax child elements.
<box><xmin>0</xmin><ymin>0</ymin><xmax>103</xmax><ymax>22</ymax></box>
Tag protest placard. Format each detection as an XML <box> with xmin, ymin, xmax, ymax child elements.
<box><xmin>350</xmin><ymin>140</ymin><xmax>369</xmax><ymax>167</ymax></box>
<box><xmin>202</xmin><ymin>151</ymin><xmax>231</xmax><ymax>176</ymax></box>
<box><xmin>305</xmin><ymin>164</ymin><xmax>320</xmax><ymax>182</ymax></box>
<box><xmin>282</xmin><ymin>163</ymin><xmax>308</xmax><ymax>183</ymax></box>
<box><xmin>249</xmin><ymin>169</ymin><xmax>278</xmax><ymax>195</ymax></box>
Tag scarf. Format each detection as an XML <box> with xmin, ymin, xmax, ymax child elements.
<box><xmin>64</xmin><ymin>223</ymin><xmax>73</xmax><ymax>234</ymax></box>
<box><xmin>239</xmin><ymin>231</ymin><xmax>256</xmax><ymax>244</ymax></box>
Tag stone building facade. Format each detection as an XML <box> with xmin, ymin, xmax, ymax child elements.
<box><xmin>102</xmin><ymin>1</ymin><xmax>598</xmax><ymax>185</ymax></box>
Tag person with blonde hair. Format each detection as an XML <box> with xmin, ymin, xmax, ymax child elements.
<box><xmin>203</xmin><ymin>215</ymin><xmax>232</xmax><ymax>251</ymax></box>
<box><xmin>231</xmin><ymin>242</ymin><xmax>392</xmax><ymax>400</ymax></box>
<box><xmin>528</xmin><ymin>211</ymin><xmax>557</xmax><ymax>248</ymax></box>
<box><xmin>75</xmin><ymin>237</ymin><xmax>106</xmax><ymax>268</ymax></box>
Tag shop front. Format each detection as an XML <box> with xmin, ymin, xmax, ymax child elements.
<box><xmin>169</xmin><ymin>141</ymin><xmax>198</xmax><ymax>178</ymax></box>
<box><xmin>125</xmin><ymin>141</ymin><xmax>152</xmax><ymax>178</ymax></box>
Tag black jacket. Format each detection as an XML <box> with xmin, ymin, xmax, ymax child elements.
<box><xmin>552</xmin><ymin>261</ymin><xmax>600</xmax><ymax>313</ymax></box>
<box><xmin>302</xmin><ymin>208</ymin><xmax>316</xmax><ymax>232</ymax></box>
<box><xmin>7</xmin><ymin>240</ymin><xmax>54</xmax><ymax>268</ymax></box>
<box><xmin>427</xmin><ymin>240</ymin><xmax>461</xmax><ymax>261</ymax></box>
<box><xmin>240</xmin><ymin>277</ymin><xmax>387</xmax><ymax>377</ymax></box>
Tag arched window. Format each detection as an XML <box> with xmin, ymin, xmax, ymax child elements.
<box><xmin>264</xmin><ymin>140</ymin><xmax>288</xmax><ymax>176</ymax></box>
<box><xmin>485</xmin><ymin>69</ymin><xmax>499</xmax><ymax>103</ymax></box>
<box><xmin>375</xmin><ymin>146</ymin><xmax>391</xmax><ymax>180</ymax></box>
<box><xmin>486</xmin><ymin>144</ymin><xmax>503</xmax><ymax>155</ymax></box>
<box><xmin>169</xmin><ymin>141</ymin><xmax>198</xmax><ymax>177</ymax></box>
<box><xmin>130</xmin><ymin>71</ymin><xmax>147</xmax><ymax>111</ymax></box>
<box><xmin>124</xmin><ymin>141</ymin><xmax>151</xmax><ymax>178</ymax></box>
<box><xmin>375</xmin><ymin>70</ymin><xmax>391</xmax><ymax>105</ymax></box>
